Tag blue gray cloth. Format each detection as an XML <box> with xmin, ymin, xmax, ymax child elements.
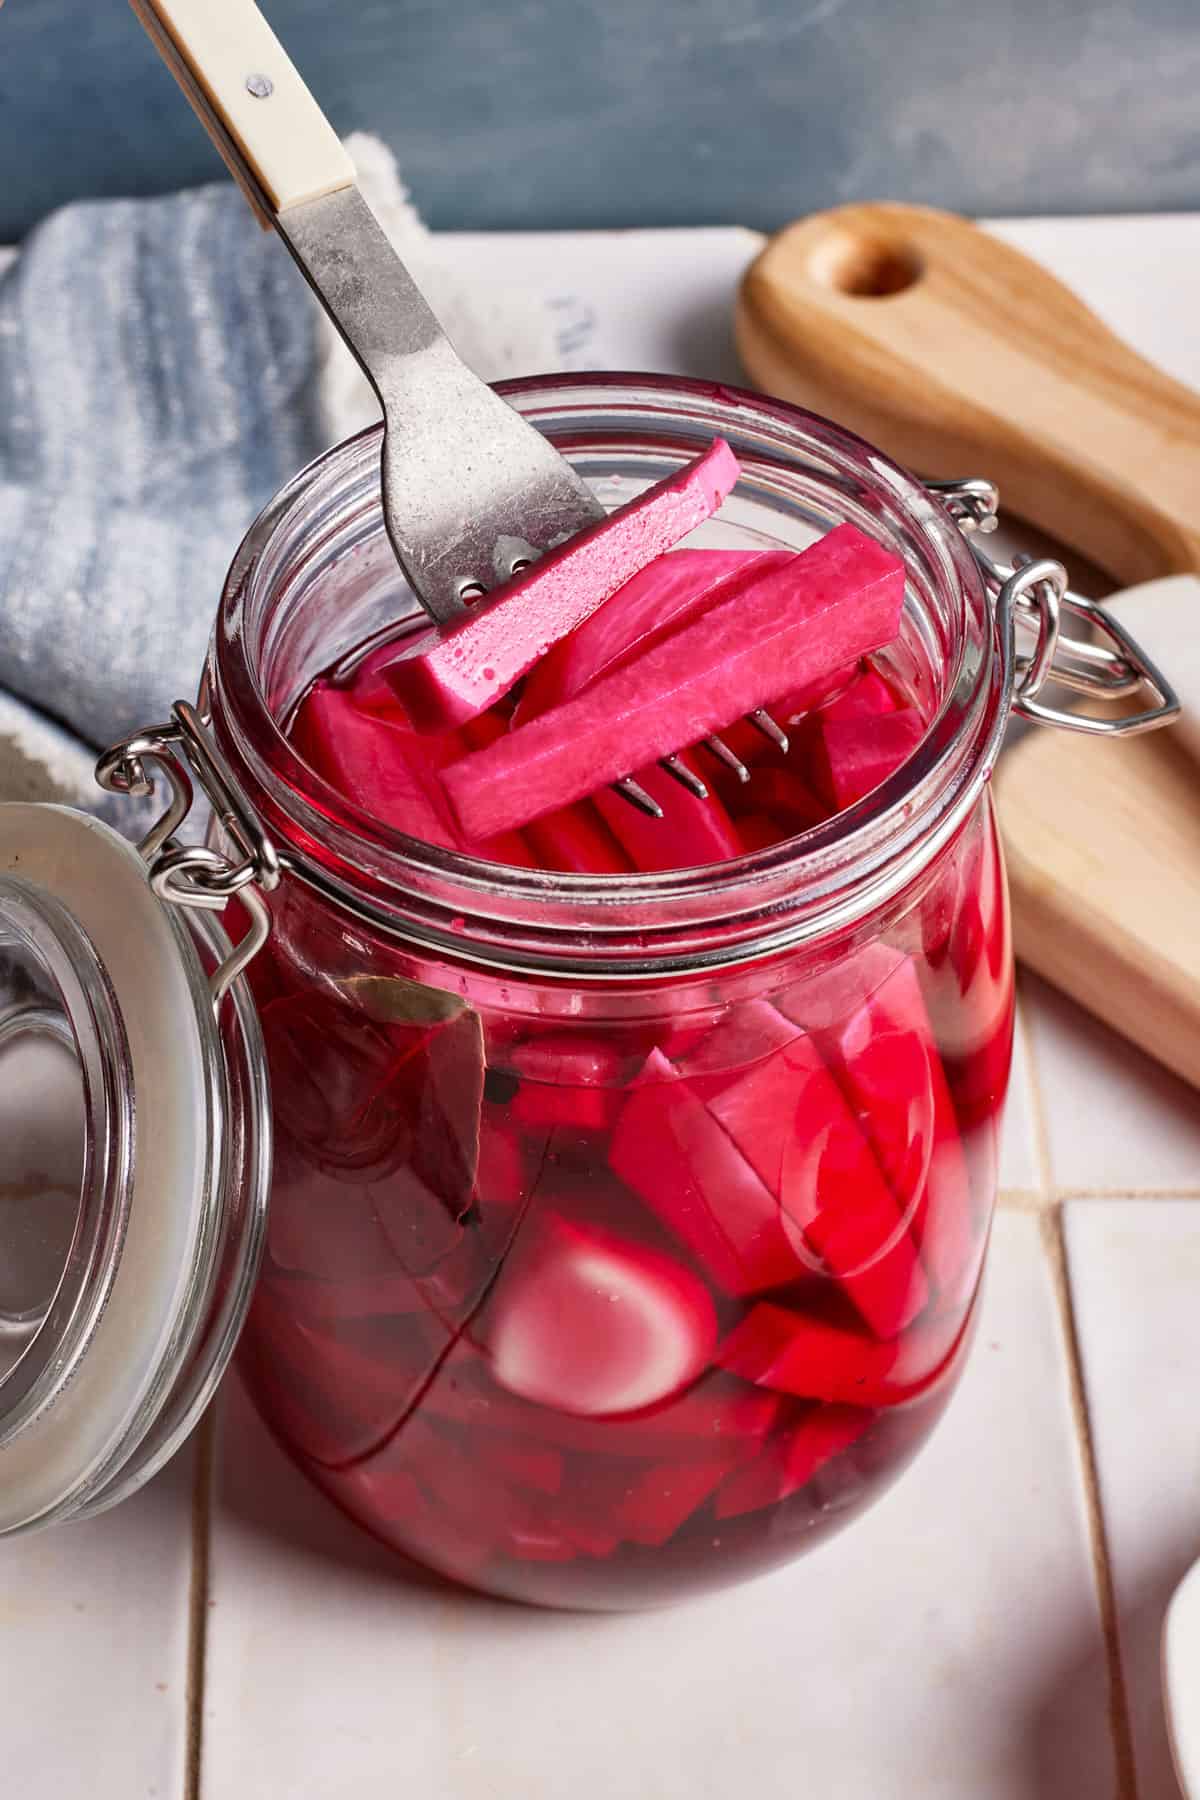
<box><xmin>0</xmin><ymin>182</ymin><xmax>324</xmax><ymax>797</ymax></box>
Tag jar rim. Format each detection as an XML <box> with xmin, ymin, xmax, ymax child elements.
<box><xmin>208</xmin><ymin>373</ymin><xmax>1002</xmax><ymax>976</ymax></box>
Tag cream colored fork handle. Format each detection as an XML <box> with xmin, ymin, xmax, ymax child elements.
<box><xmin>129</xmin><ymin>0</ymin><xmax>355</xmax><ymax>223</ymax></box>
<box><xmin>129</xmin><ymin>0</ymin><xmax>608</xmax><ymax>625</ymax></box>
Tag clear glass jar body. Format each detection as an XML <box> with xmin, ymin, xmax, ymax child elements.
<box><xmin>207</xmin><ymin>376</ymin><xmax>1013</xmax><ymax>1609</ymax></box>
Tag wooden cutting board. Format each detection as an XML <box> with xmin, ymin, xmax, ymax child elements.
<box><xmin>735</xmin><ymin>203</ymin><xmax>1200</xmax><ymax>1087</ymax></box>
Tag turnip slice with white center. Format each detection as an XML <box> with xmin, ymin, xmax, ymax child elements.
<box><xmin>485</xmin><ymin>1214</ymin><xmax>717</xmax><ymax>1417</ymax></box>
<box><xmin>442</xmin><ymin>524</ymin><xmax>905</xmax><ymax>840</ymax></box>
<box><xmin>382</xmin><ymin>438</ymin><xmax>740</xmax><ymax>731</ymax></box>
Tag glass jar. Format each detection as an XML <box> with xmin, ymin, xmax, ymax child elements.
<box><xmin>205</xmin><ymin>375</ymin><xmax>1017</xmax><ymax>1610</ymax></box>
<box><xmin>0</xmin><ymin>375</ymin><xmax>1173</xmax><ymax>1599</ymax></box>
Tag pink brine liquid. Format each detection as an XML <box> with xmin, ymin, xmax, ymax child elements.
<box><xmin>238</xmin><ymin>584</ymin><xmax>1013</xmax><ymax>1608</ymax></box>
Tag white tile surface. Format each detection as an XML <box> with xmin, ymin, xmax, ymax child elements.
<box><xmin>1064</xmin><ymin>1200</ymin><xmax>1200</xmax><ymax>1800</ymax></box>
<box><xmin>1024</xmin><ymin>975</ymin><xmax>1200</xmax><ymax>1194</ymax></box>
<box><xmin>0</xmin><ymin>1447</ymin><xmax>195</xmax><ymax>1799</ymax></box>
<box><xmin>440</xmin><ymin>225</ymin><xmax>764</xmax><ymax>382</ymax></box>
<box><xmin>202</xmin><ymin>1213</ymin><xmax>1112</xmax><ymax>1800</ymax></box>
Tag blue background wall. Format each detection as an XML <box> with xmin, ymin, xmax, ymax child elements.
<box><xmin>2</xmin><ymin>0</ymin><xmax>1198</xmax><ymax>241</ymax></box>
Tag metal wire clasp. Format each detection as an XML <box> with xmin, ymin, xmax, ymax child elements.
<box><xmin>929</xmin><ymin>479</ymin><xmax>1181</xmax><ymax>735</ymax></box>
<box><xmin>95</xmin><ymin>700</ymin><xmax>280</xmax><ymax>1011</ymax></box>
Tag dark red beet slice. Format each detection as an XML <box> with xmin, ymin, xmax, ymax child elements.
<box><xmin>594</xmin><ymin>753</ymin><xmax>743</xmax><ymax>870</ymax></box>
<box><xmin>818</xmin><ymin>664</ymin><xmax>899</xmax><ymax>722</ymax></box>
<box><xmin>514</xmin><ymin>548</ymin><xmax>788</xmax><ymax>724</ymax></box>
<box><xmin>811</xmin><ymin>708</ymin><xmax>925</xmax><ymax>810</ymax></box>
<box><xmin>425</xmin><ymin>1344</ymin><xmax>780</xmax><ymax>1457</ymax></box>
<box><xmin>612</xmin><ymin>1457</ymin><xmax>735</xmax><ymax>1546</ymax></box>
<box><xmin>475</xmin><ymin>1111</ymin><xmax>532</xmax><ymax>1217</ymax></box>
<box><xmin>737</xmin><ymin>812</ymin><xmax>783</xmax><ymax>852</ymax></box>
<box><xmin>339</xmin><ymin>632</ymin><xmax>423</xmax><ymax>717</ymax></box>
<box><xmin>442</xmin><ymin>525</ymin><xmax>906</xmax><ymax>840</ymax></box>
<box><xmin>706</xmin><ymin>1028</ymin><xmax>929</xmax><ymax>1335</ymax></box>
<box><xmin>751</xmin><ymin>769</ymin><xmax>828</xmax><ymax>833</ymax></box>
<box><xmin>369</xmin><ymin>1414</ymin><xmax>573</xmax><ymax>1563</ymax></box>
<box><xmin>292</xmin><ymin>681</ymin><xmax>462</xmax><ymax>848</ymax></box>
<box><xmin>336</xmin><ymin>1454</ymin><xmax>497</xmax><ymax>1580</ymax></box>
<box><xmin>486</xmin><ymin>1441</ymin><xmax>565</xmax><ymax>1497</ymax></box>
<box><xmin>383</xmin><ymin>439</ymin><xmax>740</xmax><ymax>731</ymax></box>
<box><xmin>245</xmin><ymin>1284</ymin><xmax>444</xmax><ymax>1466</ymax></box>
<box><xmin>525</xmin><ymin>802</ymin><xmax>634</xmax><ymax>874</ymax></box>
<box><xmin>816</xmin><ymin>951</ymin><xmax>978</xmax><ymax>1308</ymax></box>
<box><xmin>483</xmin><ymin>1213</ymin><xmax>717</xmax><ymax>1417</ymax></box>
<box><xmin>510</xmin><ymin>1082</ymin><xmax>623</xmax><ymax>1134</ymax></box>
<box><xmin>713</xmin><ymin>1404</ymin><xmax>870</xmax><ymax>1519</ymax></box>
<box><xmin>717</xmin><ymin>1302</ymin><xmax>966</xmax><ymax>1407</ymax></box>
<box><xmin>610</xmin><ymin>1046</ymin><xmax>805</xmax><ymax>1295</ymax></box>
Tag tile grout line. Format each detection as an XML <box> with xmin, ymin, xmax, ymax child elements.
<box><xmin>1052</xmin><ymin>1186</ymin><xmax>1200</xmax><ymax>1202</ymax></box>
<box><xmin>1039</xmin><ymin>1207</ymin><xmax>1139</xmax><ymax>1800</ymax></box>
<box><xmin>184</xmin><ymin>1409</ymin><xmax>215</xmax><ymax>1800</ymax></box>
<box><xmin>996</xmin><ymin>1187</ymin><xmax>1055</xmax><ymax>1212</ymax></box>
<box><xmin>999</xmin><ymin>1185</ymin><xmax>1200</xmax><ymax>1208</ymax></box>
<box><xmin>1020</xmin><ymin>978</ymin><xmax>1138</xmax><ymax>1799</ymax></box>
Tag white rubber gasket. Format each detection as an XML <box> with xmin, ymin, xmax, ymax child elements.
<box><xmin>0</xmin><ymin>806</ymin><xmax>212</xmax><ymax>1530</ymax></box>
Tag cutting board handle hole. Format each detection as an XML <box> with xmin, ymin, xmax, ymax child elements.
<box><xmin>808</xmin><ymin>228</ymin><xmax>923</xmax><ymax>298</ymax></box>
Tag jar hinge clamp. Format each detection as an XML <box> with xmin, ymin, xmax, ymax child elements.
<box><xmin>927</xmin><ymin>477</ymin><xmax>1179</xmax><ymax>734</ymax></box>
<box><xmin>95</xmin><ymin>701</ymin><xmax>281</xmax><ymax>1012</ymax></box>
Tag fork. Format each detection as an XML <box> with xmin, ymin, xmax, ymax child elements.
<box><xmin>130</xmin><ymin>0</ymin><xmax>786</xmax><ymax>813</ymax></box>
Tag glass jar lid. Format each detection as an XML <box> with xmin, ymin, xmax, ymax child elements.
<box><xmin>0</xmin><ymin>802</ymin><xmax>270</xmax><ymax>1533</ymax></box>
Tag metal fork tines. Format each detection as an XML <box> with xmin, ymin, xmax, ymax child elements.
<box><xmin>278</xmin><ymin>189</ymin><xmax>605</xmax><ymax>626</ymax></box>
<box><xmin>614</xmin><ymin>710</ymin><xmax>791</xmax><ymax>816</ymax></box>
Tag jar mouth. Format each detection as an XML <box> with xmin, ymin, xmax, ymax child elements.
<box><xmin>209</xmin><ymin>373</ymin><xmax>1001</xmax><ymax>973</ymax></box>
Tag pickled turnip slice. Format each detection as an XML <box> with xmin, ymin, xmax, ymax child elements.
<box><xmin>441</xmin><ymin>524</ymin><xmax>905</xmax><ymax>840</ymax></box>
<box><xmin>514</xmin><ymin>548</ymin><xmax>788</xmax><ymax>724</ymax></box>
<box><xmin>485</xmin><ymin>1214</ymin><xmax>717</xmax><ymax>1417</ymax></box>
<box><xmin>382</xmin><ymin>438</ymin><xmax>740</xmax><ymax>731</ymax></box>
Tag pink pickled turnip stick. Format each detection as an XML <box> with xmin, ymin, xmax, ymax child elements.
<box><xmin>383</xmin><ymin>438</ymin><xmax>740</xmax><ymax>731</ymax></box>
<box><xmin>515</xmin><ymin>547</ymin><xmax>788</xmax><ymax>724</ymax></box>
<box><xmin>442</xmin><ymin>524</ymin><xmax>905</xmax><ymax>840</ymax></box>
